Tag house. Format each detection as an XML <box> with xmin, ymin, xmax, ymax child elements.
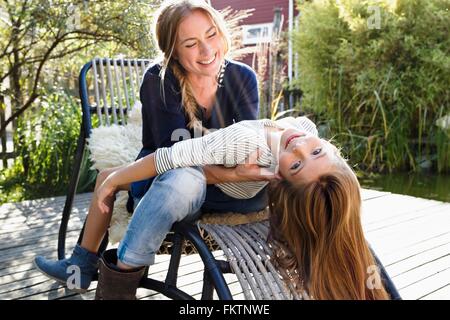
<box><xmin>211</xmin><ymin>0</ymin><xmax>297</xmax><ymax>82</ymax></box>
<box><xmin>211</xmin><ymin>0</ymin><xmax>299</xmax><ymax>111</ymax></box>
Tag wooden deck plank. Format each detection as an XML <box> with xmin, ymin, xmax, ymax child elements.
<box><xmin>363</xmin><ymin>203</ymin><xmax>447</xmax><ymax>233</ymax></box>
<box><xmin>362</xmin><ymin>195</ymin><xmax>444</xmax><ymax>226</ymax></box>
<box><xmin>0</xmin><ymin>230</ymin><xmax>83</xmax><ymax>255</ymax></box>
<box><xmin>0</xmin><ymin>234</ymin><xmax>81</xmax><ymax>265</ymax></box>
<box><xmin>0</xmin><ymin>189</ymin><xmax>448</xmax><ymax>300</ymax></box>
<box><xmin>392</xmin><ymin>255</ymin><xmax>450</xmax><ymax>291</ymax></box>
<box><xmin>2</xmin><ymin>253</ymin><xmax>178</xmax><ymax>300</ymax></box>
<box><xmin>421</xmin><ymin>284</ymin><xmax>450</xmax><ymax>300</ymax></box>
<box><xmin>399</xmin><ymin>267</ymin><xmax>450</xmax><ymax>300</ymax></box>
<box><xmin>0</xmin><ymin>223</ymin><xmax>81</xmax><ymax>244</ymax></box>
<box><xmin>14</xmin><ymin>252</ymin><xmax>237</xmax><ymax>300</ymax></box>
<box><xmin>376</xmin><ymin>231</ymin><xmax>450</xmax><ymax>269</ymax></box>
<box><xmin>0</xmin><ymin>196</ymin><xmax>89</xmax><ymax>216</ymax></box>
<box><xmin>60</xmin><ymin>277</ymin><xmax>244</xmax><ymax>301</ymax></box>
<box><xmin>365</xmin><ymin>215</ymin><xmax>450</xmax><ymax>264</ymax></box>
<box><xmin>0</xmin><ymin>253</ymin><xmax>174</xmax><ymax>290</ymax></box>
<box><xmin>0</xmin><ymin>236</ymin><xmax>80</xmax><ymax>275</ymax></box>
<box><xmin>385</xmin><ymin>243</ymin><xmax>450</xmax><ymax>277</ymax></box>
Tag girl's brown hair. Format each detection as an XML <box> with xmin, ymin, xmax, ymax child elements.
<box><xmin>153</xmin><ymin>0</ymin><xmax>230</xmax><ymax>129</ymax></box>
<box><xmin>268</xmin><ymin>159</ymin><xmax>390</xmax><ymax>300</ymax></box>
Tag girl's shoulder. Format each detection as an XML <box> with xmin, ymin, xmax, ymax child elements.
<box><xmin>233</xmin><ymin>119</ymin><xmax>269</xmax><ymax>133</ymax></box>
<box><xmin>276</xmin><ymin>116</ymin><xmax>319</xmax><ymax>136</ymax></box>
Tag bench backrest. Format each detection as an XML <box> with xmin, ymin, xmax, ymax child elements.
<box><xmin>79</xmin><ymin>58</ymin><xmax>151</xmax><ymax>137</ymax></box>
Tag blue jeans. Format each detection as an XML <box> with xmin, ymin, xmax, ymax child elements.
<box><xmin>117</xmin><ymin>167</ymin><xmax>267</xmax><ymax>267</ymax></box>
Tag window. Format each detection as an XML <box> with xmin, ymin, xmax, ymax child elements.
<box><xmin>242</xmin><ymin>23</ymin><xmax>273</xmax><ymax>45</ymax></box>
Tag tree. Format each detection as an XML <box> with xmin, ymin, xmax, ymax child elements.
<box><xmin>0</xmin><ymin>0</ymin><xmax>158</xmax><ymax>136</ymax></box>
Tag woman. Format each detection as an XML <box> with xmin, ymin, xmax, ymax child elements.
<box><xmin>95</xmin><ymin>115</ymin><xmax>391</xmax><ymax>300</ymax></box>
<box><xmin>34</xmin><ymin>0</ymin><xmax>273</xmax><ymax>297</ymax></box>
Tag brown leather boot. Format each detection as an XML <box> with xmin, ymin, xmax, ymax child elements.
<box><xmin>94</xmin><ymin>249</ymin><xmax>145</xmax><ymax>300</ymax></box>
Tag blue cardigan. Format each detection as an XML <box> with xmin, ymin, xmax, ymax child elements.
<box><xmin>130</xmin><ymin>59</ymin><xmax>260</xmax><ymax>202</ymax></box>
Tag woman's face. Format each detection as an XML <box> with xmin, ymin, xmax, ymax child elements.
<box><xmin>278</xmin><ymin>128</ymin><xmax>338</xmax><ymax>184</ymax></box>
<box><xmin>175</xmin><ymin>10</ymin><xmax>225</xmax><ymax>79</ymax></box>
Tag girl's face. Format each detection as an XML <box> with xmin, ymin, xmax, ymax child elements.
<box><xmin>278</xmin><ymin>128</ymin><xmax>338</xmax><ymax>184</ymax></box>
<box><xmin>175</xmin><ymin>10</ymin><xmax>225</xmax><ymax>79</ymax></box>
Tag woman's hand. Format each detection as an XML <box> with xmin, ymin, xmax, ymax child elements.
<box><xmin>96</xmin><ymin>176</ymin><xmax>117</xmax><ymax>214</ymax></box>
<box><xmin>234</xmin><ymin>149</ymin><xmax>281</xmax><ymax>182</ymax></box>
<box><xmin>203</xmin><ymin>149</ymin><xmax>281</xmax><ymax>184</ymax></box>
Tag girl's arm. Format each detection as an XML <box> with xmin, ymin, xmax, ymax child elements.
<box><xmin>96</xmin><ymin>154</ymin><xmax>157</xmax><ymax>213</ymax></box>
<box><xmin>97</xmin><ymin>126</ymin><xmax>225</xmax><ymax>213</ymax></box>
<box><xmin>97</xmin><ymin>124</ymin><xmax>230</xmax><ymax>213</ymax></box>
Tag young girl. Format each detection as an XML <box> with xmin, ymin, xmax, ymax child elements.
<box><xmin>95</xmin><ymin>115</ymin><xmax>391</xmax><ymax>300</ymax></box>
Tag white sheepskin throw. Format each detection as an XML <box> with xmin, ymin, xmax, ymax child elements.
<box><xmin>87</xmin><ymin>102</ymin><xmax>142</xmax><ymax>244</ymax></box>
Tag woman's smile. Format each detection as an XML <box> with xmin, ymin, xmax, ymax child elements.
<box><xmin>198</xmin><ymin>52</ymin><xmax>217</xmax><ymax>65</ymax></box>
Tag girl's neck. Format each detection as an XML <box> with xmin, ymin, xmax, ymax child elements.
<box><xmin>265</xmin><ymin>126</ymin><xmax>284</xmax><ymax>157</ymax></box>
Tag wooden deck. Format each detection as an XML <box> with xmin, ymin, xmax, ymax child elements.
<box><xmin>0</xmin><ymin>189</ymin><xmax>449</xmax><ymax>300</ymax></box>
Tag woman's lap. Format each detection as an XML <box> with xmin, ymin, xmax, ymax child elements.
<box><xmin>117</xmin><ymin>167</ymin><xmax>267</xmax><ymax>267</ymax></box>
<box><xmin>117</xmin><ymin>167</ymin><xmax>206</xmax><ymax>266</ymax></box>
<box><xmin>202</xmin><ymin>184</ymin><xmax>268</xmax><ymax>213</ymax></box>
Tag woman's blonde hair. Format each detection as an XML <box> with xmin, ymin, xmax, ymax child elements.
<box><xmin>152</xmin><ymin>0</ymin><xmax>231</xmax><ymax>128</ymax></box>
<box><xmin>268</xmin><ymin>157</ymin><xmax>390</xmax><ymax>300</ymax></box>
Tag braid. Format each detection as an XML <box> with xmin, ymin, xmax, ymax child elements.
<box><xmin>170</xmin><ymin>61</ymin><xmax>201</xmax><ymax>129</ymax></box>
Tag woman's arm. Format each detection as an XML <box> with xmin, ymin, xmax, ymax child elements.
<box><xmin>140</xmin><ymin>71</ymin><xmax>187</xmax><ymax>150</ymax></box>
<box><xmin>202</xmin><ymin>165</ymin><xmax>236</xmax><ymax>184</ymax></box>
<box><xmin>203</xmin><ymin>165</ymin><xmax>279</xmax><ymax>184</ymax></box>
<box><xmin>203</xmin><ymin>150</ymin><xmax>280</xmax><ymax>184</ymax></box>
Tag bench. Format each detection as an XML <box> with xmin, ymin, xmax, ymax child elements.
<box><xmin>57</xmin><ymin>57</ymin><xmax>401</xmax><ymax>300</ymax></box>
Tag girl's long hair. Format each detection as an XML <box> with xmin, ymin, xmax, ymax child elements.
<box><xmin>268</xmin><ymin>160</ymin><xmax>390</xmax><ymax>300</ymax></box>
<box><xmin>153</xmin><ymin>0</ymin><xmax>230</xmax><ymax>129</ymax></box>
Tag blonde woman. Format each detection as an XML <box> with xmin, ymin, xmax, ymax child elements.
<box><xmin>34</xmin><ymin>0</ymin><xmax>273</xmax><ymax>298</ymax></box>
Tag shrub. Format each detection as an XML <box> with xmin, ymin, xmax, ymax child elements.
<box><xmin>292</xmin><ymin>0</ymin><xmax>449</xmax><ymax>172</ymax></box>
<box><xmin>0</xmin><ymin>89</ymin><xmax>96</xmax><ymax>204</ymax></box>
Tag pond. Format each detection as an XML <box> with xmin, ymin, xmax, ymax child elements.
<box><xmin>359</xmin><ymin>173</ymin><xmax>450</xmax><ymax>203</ymax></box>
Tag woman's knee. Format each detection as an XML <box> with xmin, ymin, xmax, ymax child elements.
<box><xmin>155</xmin><ymin>167</ymin><xmax>206</xmax><ymax>195</ymax></box>
<box><xmin>151</xmin><ymin>167</ymin><xmax>207</xmax><ymax>214</ymax></box>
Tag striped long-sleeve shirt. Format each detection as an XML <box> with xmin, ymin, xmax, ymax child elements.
<box><xmin>155</xmin><ymin>117</ymin><xmax>318</xmax><ymax>199</ymax></box>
